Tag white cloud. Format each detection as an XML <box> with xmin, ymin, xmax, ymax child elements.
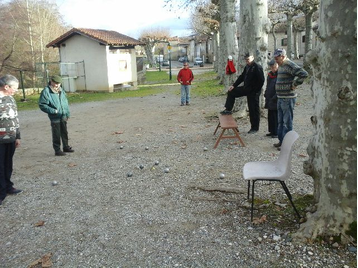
<box><xmin>56</xmin><ymin>0</ymin><xmax>192</xmax><ymax>38</ymax></box>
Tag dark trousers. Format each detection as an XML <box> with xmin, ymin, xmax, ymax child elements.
<box><xmin>224</xmin><ymin>86</ymin><xmax>260</xmax><ymax>131</ymax></box>
<box><xmin>224</xmin><ymin>86</ymin><xmax>250</xmax><ymax>111</ymax></box>
<box><xmin>0</xmin><ymin>142</ymin><xmax>16</xmax><ymax>200</ymax></box>
<box><xmin>51</xmin><ymin>120</ymin><xmax>69</xmax><ymax>152</ymax></box>
<box><xmin>267</xmin><ymin>110</ymin><xmax>278</xmax><ymax>135</ymax></box>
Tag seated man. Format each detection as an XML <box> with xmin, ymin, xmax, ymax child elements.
<box><xmin>220</xmin><ymin>53</ymin><xmax>265</xmax><ymax>134</ymax></box>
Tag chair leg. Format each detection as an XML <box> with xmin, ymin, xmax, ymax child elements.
<box><xmin>247</xmin><ymin>180</ymin><xmax>250</xmax><ymax>200</ymax></box>
<box><xmin>251</xmin><ymin>180</ymin><xmax>255</xmax><ymax>222</ymax></box>
<box><xmin>280</xmin><ymin>181</ymin><xmax>301</xmax><ymax>220</ymax></box>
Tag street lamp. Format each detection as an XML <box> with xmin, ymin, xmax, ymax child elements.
<box><xmin>167</xmin><ymin>43</ymin><xmax>172</xmax><ymax>80</ymax></box>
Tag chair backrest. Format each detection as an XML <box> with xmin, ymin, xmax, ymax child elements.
<box><xmin>277</xmin><ymin>131</ymin><xmax>299</xmax><ymax>180</ymax></box>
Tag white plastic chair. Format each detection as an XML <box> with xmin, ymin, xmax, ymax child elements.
<box><xmin>243</xmin><ymin>130</ymin><xmax>301</xmax><ymax>221</ymax></box>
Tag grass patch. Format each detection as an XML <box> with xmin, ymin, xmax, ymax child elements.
<box><xmin>192</xmin><ymin>71</ymin><xmax>224</xmax><ymax>97</ymax></box>
<box><xmin>15</xmin><ymin>69</ymin><xmax>221</xmax><ymax>111</ymax></box>
<box><xmin>253</xmin><ymin>194</ymin><xmax>314</xmax><ymax>229</ymax></box>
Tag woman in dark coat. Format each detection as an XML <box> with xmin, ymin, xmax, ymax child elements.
<box><xmin>264</xmin><ymin>59</ymin><xmax>279</xmax><ymax>138</ymax></box>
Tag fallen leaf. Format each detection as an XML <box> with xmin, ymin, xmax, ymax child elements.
<box><xmin>114</xmin><ymin>131</ymin><xmax>124</xmax><ymax>134</ymax></box>
<box><xmin>68</xmin><ymin>163</ymin><xmax>77</xmax><ymax>167</ymax></box>
<box><xmin>34</xmin><ymin>220</ymin><xmax>45</xmax><ymax>227</ymax></box>
<box><xmin>252</xmin><ymin>215</ymin><xmax>268</xmax><ymax>225</ymax></box>
<box><xmin>116</xmin><ymin>140</ymin><xmax>124</xmax><ymax>143</ymax></box>
<box><xmin>299</xmin><ymin>153</ymin><xmax>307</xmax><ymax>157</ymax></box>
<box><xmin>28</xmin><ymin>252</ymin><xmax>53</xmax><ymax>268</ymax></box>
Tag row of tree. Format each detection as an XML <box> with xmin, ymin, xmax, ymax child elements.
<box><xmin>164</xmin><ymin>0</ymin><xmax>356</xmax><ymax>244</ymax></box>
<box><xmin>0</xmin><ymin>0</ymin><xmax>67</xmax><ymax>87</ymax></box>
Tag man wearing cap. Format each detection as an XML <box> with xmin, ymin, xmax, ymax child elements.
<box><xmin>220</xmin><ymin>53</ymin><xmax>265</xmax><ymax>134</ymax></box>
<box><xmin>39</xmin><ymin>75</ymin><xmax>74</xmax><ymax>156</ymax></box>
<box><xmin>273</xmin><ymin>48</ymin><xmax>308</xmax><ymax>149</ymax></box>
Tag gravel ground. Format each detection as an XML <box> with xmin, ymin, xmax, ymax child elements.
<box><xmin>0</xmin><ymin>72</ymin><xmax>356</xmax><ymax>267</ymax></box>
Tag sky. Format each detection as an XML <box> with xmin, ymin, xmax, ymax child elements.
<box><xmin>56</xmin><ymin>0</ymin><xmax>193</xmax><ymax>39</ymax></box>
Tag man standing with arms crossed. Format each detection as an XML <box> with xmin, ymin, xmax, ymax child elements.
<box><xmin>273</xmin><ymin>48</ymin><xmax>308</xmax><ymax>149</ymax></box>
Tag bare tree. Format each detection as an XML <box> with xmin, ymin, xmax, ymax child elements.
<box><xmin>297</xmin><ymin>0</ymin><xmax>319</xmax><ymax>69</ymax></box>
<box><xmin>139</xmin><ymin>28</ymin><xmax>171</xmax><ymax>67</ymax></box>
<box><xmin>294</xmin><ymin>0</ymin><xmax>357</xmax><ymax>244</ymax></box>
<box><xmin>269</xmin><ymin>0</ymin><xmax>302</xmax><ymax>57</ymax></box>
<box><xmin>233</xmin><ymin>0</ymin><xmax>270</xmax><ymax>116</ymax></box>
<box><xmin>0</xmin><ymin>0</ymin><xmax>66</xmax><ymax>86</ymax></box>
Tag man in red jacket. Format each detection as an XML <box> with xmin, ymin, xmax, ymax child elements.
<box><xmin>177</xmin><ymin>62</ymin><xmax>194</xmax><ymax>106</ymax></box>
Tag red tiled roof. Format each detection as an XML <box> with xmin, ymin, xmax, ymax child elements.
<box><xmin>46</xmin><ymin>28</ymin><xmax>144</xmax><ymax>48</ymax></box>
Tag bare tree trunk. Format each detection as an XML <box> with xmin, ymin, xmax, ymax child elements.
<box><xmin>218</xmin><ymin>0</ymin><xmax>238</xmax><ymax>88</ymax></box>
<box><xmin>286</xmin><ymin>13</ymin><xmax>293</xmax><ymax>58</ymax></box>
<box><xmin>236</xmin><ymin>0</ymin><xmax>269</xmax><ymax>116</ymax></box>
<box><xmin>294</xmin><ymin>0</ymin><xmax>357</xmax><ymax>244</ymax></box>
<box><xmin>303</xmin><ymin>11</ymin><xmax>314</xmax><ymax>69</ymax></box>
<box><xmin>25</xmin><ymin>0</ymin><xmax>36</xmax><ymax>86</ymax></box>
<box><xmin>213</xmin><ymin>31</ymin><xmax>219</xmax><ymax>73</ymax></box>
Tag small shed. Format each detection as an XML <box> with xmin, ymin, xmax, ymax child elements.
<box><xmin>47</xmin><ymin>28</ymin><xmax>144</xmax><ymax>92</ymax></box>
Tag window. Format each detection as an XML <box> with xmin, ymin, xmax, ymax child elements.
<box><xmin>281</xmin><ymin>38</ymin><xmax>287</xmax><ymax>46</ymax></box>
<box><xmin>302</xmin><ymin>35</ymin><xmax>306</xmax><ymax>43</ymax></box>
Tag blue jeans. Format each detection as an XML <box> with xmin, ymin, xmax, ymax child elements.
<box><xmin>180</xmin><ymin>85</ymin><xmax>191</xmax><ymax>104</ymax></box>
<box><xmin>277</xmin><ymin>98</ymin><xmax>296</xmax><ymax>143</ymax></box>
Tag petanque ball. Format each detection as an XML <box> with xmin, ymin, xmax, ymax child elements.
<box><xmin>219</xmin><ymin>173</ymin><xmax>225</xmax><ymax>179</ymax></box>
<box><xmin>164</xmin><ymin>168</ymin><xmax>170</xmax><ymax>173</ymax></box>
<box><xmin>52</xmin><ymin>180</ymin><xmax>58</xmax><ymax>186</ymax></box>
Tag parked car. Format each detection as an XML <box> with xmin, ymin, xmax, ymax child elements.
<box><xmin>194</xmin><ymin>57</ymin><xmax>204</xmax><ymax>67</ymax></box>
<box><xmin>178</xmin><ymin>56</ymin><xmax>188</xmax><ymax>63</ymax></box>
<box><xmin>161</xmin><ymin>60</ymin><xmax>170</xmax><ymax>66</ymax></box>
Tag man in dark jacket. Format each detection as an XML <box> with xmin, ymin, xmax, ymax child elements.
<box><xmin>39</xmin><ymin>75</ymin><xmax>74</xmax><ymax>156</ymax></box>
<box><xmin>264</xmin><ymin>59</ymin><xmax>278</xmax><ymax>138</ymax></box>
<box><xmin>220</xmin><ymin>53</ymin><xmax>265</xmax><ymax>134</ymax></box>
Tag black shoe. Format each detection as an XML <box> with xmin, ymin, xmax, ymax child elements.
<box><xmin>271</xmin><ymin>135</ymin><xmax>278</xmax><ymax>138</ymax></box>
<box><xmin>186</xmin><ymin>102</ymin><xmax>190</xmax><ymax>106</ymax></box>
<box><xmin>266</xmin><ymin>133</ymin><xmax>272</xmax><ymax>137</ymax></box>
<box><xmin>220</xmin><ymin>109</ymin><xmax>232</xmax><ymax>115</ymax></box>
<box><xmin>248</xmin><ymin>129</ymin><xmax>258</xmax><ymax>134</ymax></box>
<box><xmin>7</xmin><ymin>187</ymin><xmax>22</xmax><ymax>195</ymax></box>
<box><xmin>55</xmin><ymin>151</ymin><xmax>66</xmax><ymax>156</ymax></box>
<box><xmin>0</xmin><ymin>199</ymin><xmax>3</xmax><ymax>205</ymax></box>
<box><xmin>273</xmin><ymin>142</ymin><xmax>282</xmax><ymax>148</ymax></box>
<box><xmin>64</xmin><ymin>146</ymin><xmax>74</xmax><ymax>153</ymax></box>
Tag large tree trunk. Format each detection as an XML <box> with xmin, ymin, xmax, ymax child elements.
<box><xmin>303</xmin><ymin>11</ymin><xmax>314</xmax><ymax>70</ymax></box>
<box><xmin>285</xmin><ymin>13</ymin><xmax>293</xmax><ymax>58</ymax></box>
<box><xmin>218</xmin><ymin>0</ymin><xmax>238</xmax><ymax>88</ymax></box>
<box><xmin>295</xmin><ymin>0</ymin><xmax>357</xmax><ymax>244</ymax></box>
<box><xmin>236</xmin><ymin>0</ymin><xmax>269</xmax><ymax>115</ymax></box>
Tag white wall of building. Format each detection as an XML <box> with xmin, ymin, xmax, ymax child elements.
<box><xmin>59</xmin><ymin>35</ymin><xmax>138</xmax><ymax>92</ymax></box>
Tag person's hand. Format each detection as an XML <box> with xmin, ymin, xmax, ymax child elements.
<box><xmin>292</xmin><ymin>85</ymin><xmax>297</xmax><ymax>90</ymax></box>
<box><xmin>15</xmin><ymin>139</ymin><xmax>21</xmax><ymax>148</ymax></box>
<box><xmin>228</xmin><ymin>86</ymin><xmax>234</xmax><ymax>92</ymax></box>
